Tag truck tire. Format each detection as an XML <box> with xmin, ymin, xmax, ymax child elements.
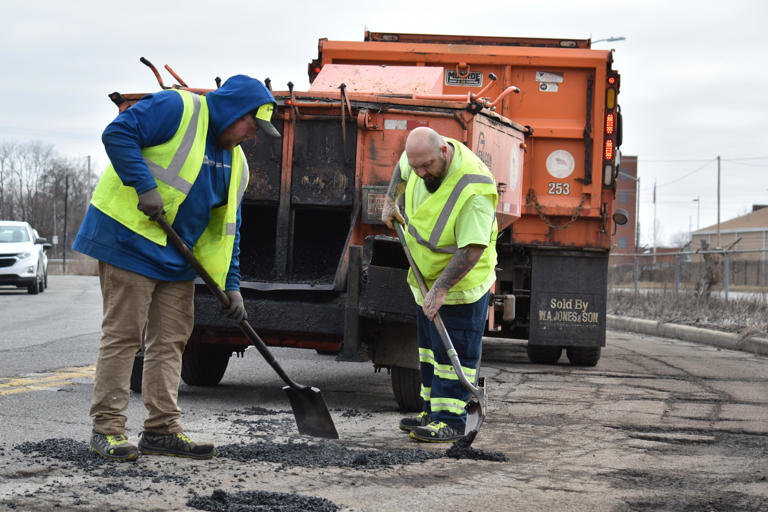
<box><xmin>566</xmin><ymin>346</ymin><xmax>601</xmax><ymax>367</ymax></box>
<box><xmin>130</xmin><ymin>350</ymin><xmax>143</xmax><ymax>393</ymax></box>
<box><xmin>181</xmin><ymin>344</ymin><xmax>231</xmax><ymax>387</ymax></box>
<box><xmin>391</xmin><ymin>366</ymin><xmax>422</xmax><ymax>412</ymax></box>
<box><xmin>526</xmin><ymin>345</ymin><xmax>562</xmax><ymax>365</ymax></box>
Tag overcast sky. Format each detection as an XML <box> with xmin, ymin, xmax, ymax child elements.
<box><xmin>2</xmin><ymin>0</ymin><xmax>766</xmax><ymax>245</ymax></box>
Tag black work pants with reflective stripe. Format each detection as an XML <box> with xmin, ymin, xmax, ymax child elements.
<box><xmin>416</xmin><ymin>291</ymin><xmax>489</xmax><ymax>432</ymax></box>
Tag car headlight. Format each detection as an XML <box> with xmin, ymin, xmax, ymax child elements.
<box><xmin>17</xmin><ymin>252</ymin><xmax>32</xmax><ymax>260</ymax></box>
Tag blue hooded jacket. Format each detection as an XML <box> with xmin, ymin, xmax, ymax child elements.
<box><xmin>73</xmin><ymin>75</ymin><xmax>276</xmax><ymax>289</ymax></box>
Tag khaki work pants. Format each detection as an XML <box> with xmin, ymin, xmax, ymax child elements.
<box><xmin>90</xmin><ymin>261</ymin><xmax>194</xmax><ymax>434</ymax></box>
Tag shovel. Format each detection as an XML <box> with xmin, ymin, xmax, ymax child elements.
<box><xmin>156</xmin><ymin>216</ymin><xmax>338</xmax><ymax>439</ymax></box>
<box><xmin>394</xmin><ymin>222</ymin><xmax>487</xmax><ymax>435</ymax></box>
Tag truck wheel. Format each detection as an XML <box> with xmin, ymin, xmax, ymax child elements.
<box><xmin>566</xmin><ymin>347</ymin><xmax>601</xmax><ymax>367</ymax></box>
<box><xmin>391</xmin><ymin>366</ymin><xmax>422</xmax><ymax>412</ymax></box>
<box><xmin>130</xmin><ymin>350</ymin><xmax>144</xmax><ymax>393</ymax></box>
<box><xmin>526</xmin><ymin>345</ymin><xmax>562</xmax><ymax>365</ymax></box>
<box><xmin>181</xmin><ymin>344</ymin><xmax>231</xmax><ymax>387</ymax></box>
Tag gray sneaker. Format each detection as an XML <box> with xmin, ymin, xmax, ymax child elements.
<box><xmin>398</xmin><ymin>411</ymin><xmax>430</xmax><ymax>432</ymax></box>
<box><xmin>138</xmin><ymin>432</ymin><xmax>215</xmax><ymax>459</ymax></box>
<box><xmin>410</xmin><ymin>421</ymin><xmax>464</xmax><ymax>443</ymax></box>
<box><xmin>90</xmin><ymin>431</ymin><xmax>139</xmax><ymax>462</ymax></box>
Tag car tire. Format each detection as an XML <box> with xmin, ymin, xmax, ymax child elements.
<box><xmin>43</xmin><ymin>269</ymin><xmax>48</xmax><ymax>290</ymax></box>
<box><xmin>27</xmin><ymin>266</ymin><xmax>41</xmax><ymax>295</ymax></box>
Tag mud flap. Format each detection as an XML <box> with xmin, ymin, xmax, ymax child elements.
<box><xmin>529</xmin><ymin>250</ymin><xmax>607</xmax><ymax>347</ymax></box>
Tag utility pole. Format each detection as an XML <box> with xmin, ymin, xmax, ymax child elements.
<box><xmin>87</xmin><ymin>155</ymin><xmax>92</xmax><ymax>196</ymax></box>
<box><xmin>63</xmin><ymin>175</ymin><xmax>69</xmax><ymax>274</ymax></box>
<box><xmin>653</xmin><ymin>178</ymin><xmax>657</xmax><ymax>264</ymax></box>
<box><xmin>716</xmin><ymin>155</ymin><xmax>721</xmax><ymax>248</ymax></box>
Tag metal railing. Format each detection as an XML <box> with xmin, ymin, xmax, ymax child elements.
<box><xmin>609</xmin><ymin>248</ymin><xmax>768</xmax><ymax>300</ymax></box>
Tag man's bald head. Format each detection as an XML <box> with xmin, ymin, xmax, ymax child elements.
<box><xmin>405</xmin><ymin>127</ymin><xmax>446</xmax><ymax>157</ymax></box>
<box><xmin>404</xmin><ymin>127</ymin><xmax>453</xmax><ymax>193</ymax></box>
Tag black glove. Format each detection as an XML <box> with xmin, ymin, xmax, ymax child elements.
<box><xmin>137</xmin><ymin>188</ymin><xmax>165</xmax><ymax>220</ymax></box>
<box><xmin>223</xmin><ymin>290</ymin><xmax>247</xmax><ymax>322</ymax></box>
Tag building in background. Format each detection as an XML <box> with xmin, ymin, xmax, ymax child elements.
<box><xmin>611</xmin><ymin>155</ymin><xmax>638</xmax><ymax>265</ymax></box>
<box><xmin>692</xmin><ymin>205</ymin><xmax>768</xmax><ymax>257</ymax></box>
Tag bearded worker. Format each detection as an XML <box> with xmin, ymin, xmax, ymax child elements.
<box><xmin>381</xmin><ymin>126</ymin><xmax>497</xmax><ymax>443</ymax></box>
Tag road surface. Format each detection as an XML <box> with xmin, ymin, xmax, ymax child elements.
<box><xmin>0</xmin><ymin>276</ymin><xmax>766</xmax><ymax>511</ymax></box>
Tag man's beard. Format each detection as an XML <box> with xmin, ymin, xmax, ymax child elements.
<box><xmin>423</xmin><ymin>155</ymin><xmax>448</xmax><ymax>193</ymax></box>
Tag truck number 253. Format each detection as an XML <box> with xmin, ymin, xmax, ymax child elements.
<box><xmin>548</xmin><ymin>182</ymin><xmax>570</xmax><ymax>195</ymax></box>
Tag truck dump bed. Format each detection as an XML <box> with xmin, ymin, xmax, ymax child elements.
<box><xmin>193</xmin><ymin>78</ymin><xmax>526</xmax><ymax>354</ymax></box>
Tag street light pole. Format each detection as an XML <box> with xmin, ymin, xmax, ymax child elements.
<box><xmin>592</xmin><ymin>36</ymin><xmax>627</xmax><ymax>43</ymax></box>
<box><xmin>692</xmin><ymin>196</ymin><xmax>700</xmax><ymax>230</ymax></box>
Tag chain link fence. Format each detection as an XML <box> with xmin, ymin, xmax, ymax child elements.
<box><xmin>609</xmin><ymin>249</ymin><xmax>768</xmax><ymax>299</ymax></box>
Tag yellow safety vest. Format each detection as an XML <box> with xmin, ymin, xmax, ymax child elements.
<box><xmin>90</xmin><ymin>89</ymin><xmax>249</xmax><ymax>288</ymax></box>
<box><xmin>402</xmin><ymin>138</ymin><xmax>498</xmax><ymax>303</ymax></box>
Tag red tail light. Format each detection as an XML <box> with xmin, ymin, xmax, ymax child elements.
<box><xmin>605</xmin><ymin>113</ymin><xmax>615</xmax><ymax>134</ymax></box>
<box><xmin>604</xmin><ymin>139</ymin><xmax>614</xmax><ymax>160</ymax></box>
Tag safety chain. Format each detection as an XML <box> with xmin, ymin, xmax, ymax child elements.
<box><xmin>526</xmin><ymin>188</ymin><xmax>587</xmax><ymax>231</ymax></box>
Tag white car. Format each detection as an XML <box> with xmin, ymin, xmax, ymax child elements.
<box><xmin>0</xmin><ymin>220</ymin><xmax>50</xmax><ymax>294</ymax></box>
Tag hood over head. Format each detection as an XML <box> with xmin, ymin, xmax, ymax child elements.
<box><xmin>206</xmin><ymin>75</ymin><xmax>277</xmax><ymax>139</ymax></box>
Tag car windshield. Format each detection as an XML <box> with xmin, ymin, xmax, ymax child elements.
<box><xmin>0</xmin><ymin>227</ymin><xmax>30</xmax><ymax>243</ymax></box>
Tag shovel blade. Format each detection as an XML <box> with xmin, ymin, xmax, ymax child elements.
<box><xmin>283</xmin><ymin>385</ymin><xmax>339</xmax><ymax>439</ymax></box>
<box><xmin>464</xmin><ymin>377</ymin><xmax>487</xmax><ymax>435</ymax></box>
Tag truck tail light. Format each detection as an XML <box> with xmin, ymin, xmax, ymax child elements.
<box><xmin>604</xmin><ymin>139</ymin><xmax>614</xmax><ymax>160</ymax></box>
<box><xmin>605</xmin><ymin>113</ymin><xmax>615</xmax><ymax>135</ymax></box>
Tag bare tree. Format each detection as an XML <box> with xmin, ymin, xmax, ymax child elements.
<box><xmin>669</xmin><ymin>231</ymin><xmax>692</xmax><ymax>248</ymax></box>
<box><xmin>0</xmin><ymin>139</ymin><xmax>93</xmax><ymax>261</ymax></box>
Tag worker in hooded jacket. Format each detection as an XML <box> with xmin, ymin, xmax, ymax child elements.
<box><xmin>73</xmin><ymin>75</ymin><xmax>281</xmax><ymax>461</ymax></box>
<box><xmin>381</xmin><ymin>126</ymin><xmax>497</xmax><ymax>443</ymax></box>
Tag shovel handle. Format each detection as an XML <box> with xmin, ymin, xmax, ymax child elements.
<box><xmin>394</xmin><ymin>222</ymin><xmax>482</xmax><ymax>397</ymax></box>
<box><xmin>155</xmin><ymin>216</ymin><xmax>303</xmax><ymax>390</ymax></box>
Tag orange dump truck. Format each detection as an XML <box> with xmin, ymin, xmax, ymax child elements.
<box><xmin>123</xmin><ymin>32</ymin><xmax>623</xmax><ymax>411</ymax></box>
<box><xmin>306</xmin><ymin>32</ymin><xmax>624</xmax><ymax>366</ymax></box>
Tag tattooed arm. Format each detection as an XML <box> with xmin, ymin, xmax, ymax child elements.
<box><xmin>422</xmin><ymin>244</ymin><xmax>485</xmax><ymax>320</ymax></box>
<box><xmin>381</xmin><ymin>163</ymin><xmax>406</xmax><ymax>230</ymax></box>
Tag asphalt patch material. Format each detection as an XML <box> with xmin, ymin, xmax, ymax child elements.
<box><xmin>13</xmin><ymin>438</ymin><xmax>189</xmax><ymax>487</ymax></box>
<box><xmin>218</xmin><ymin>440</ymin><xmax>442</xmax><ymax>469</ymax></box>
<box><xmin>445</xmin><ymin>431</ymin><xmax>509</xmax><ymax>462</ymax></box>
<box><xmin>188</xmin><ymin>488</ymin><xmax>339</xmax><ymax>512</ymax></box>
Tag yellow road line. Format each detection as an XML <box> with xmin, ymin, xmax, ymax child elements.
<box><xmin>0</xmin><ymin>365</ymin><xmax>96</xmax><ymax>396</ymax></box>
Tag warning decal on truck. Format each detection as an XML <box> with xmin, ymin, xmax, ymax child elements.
<box><xmin>536</xmin><ymin>71</ymin><xmax>563</xmax><ymax>93</ymax></box>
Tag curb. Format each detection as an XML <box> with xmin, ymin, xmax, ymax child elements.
<box><xmin>607</xmin><ymin>315</ymin><xmax>768</xmax><ymax>357</ymax></box>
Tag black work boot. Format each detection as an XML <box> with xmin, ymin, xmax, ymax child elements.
<box><xmin>138</xmin><ymin>432</ymin><xmax>215</xmax><ymax>459</ymax></box>
<box><xmin>90</xmin><ymin>431</ymin><xmax>139</xmax><ymax>462</ymax></box>
<box><xmin>398</xmin><ymin>411</ymin><xmax>430</xmax><ymax>432</ymax></box>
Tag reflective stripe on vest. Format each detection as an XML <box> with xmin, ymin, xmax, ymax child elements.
<box><xmin>403</xmin><ymin>173</ymin><xmax>495</xmax><ymax>254</ymax></box>
<box><xmin>401</xmin><ymin>138</ymin><xmax>498</xmax><ymax>296</ymax></box>
<box><xmin>224</xmin><ymin>158</ymin><xmax>248</xmax><ymax>237</ymax></box>
<box><xmin>144</xmin><ymin>93</ymin><xmax>201</xmax><ymax>195</ymax></box>
<box><xmin>90</xmin><ymin>89</ymin><xmax>248</xmax><ymax>288</ymax></box>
